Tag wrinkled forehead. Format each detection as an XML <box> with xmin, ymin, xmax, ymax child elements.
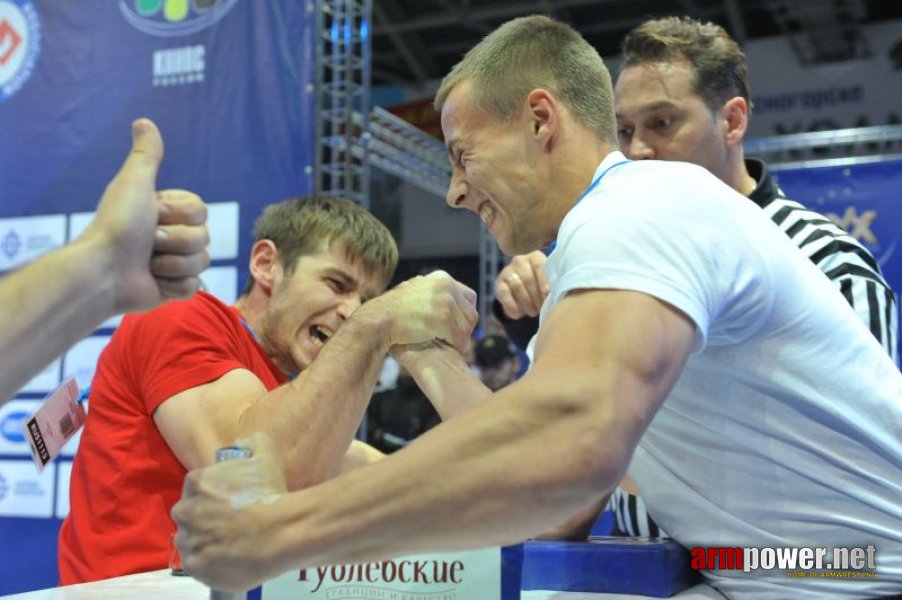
<box><xmin>442</xmin><ymin>80</ymin><xmax>500</xmax><ymax>127</ymax></box>
<box><xmin>440</xmin><ymin>82</ymin><xmax>473</xmax><ymax>133</ymax></box>
<box><xmin>329</xmin><ymin>241</ymin><xmax>391</xmax><ymax>296</ymax></box>
<box><xmin>615</xmin><ymin>61</ymin><xmax>701</xmax><ymax>114</ymax></box>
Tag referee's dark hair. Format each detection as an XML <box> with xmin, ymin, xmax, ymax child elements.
<box><xmin>621</xmin><ymin>16</ymin><xmax>751</xmax><ymax>115</ymax></box>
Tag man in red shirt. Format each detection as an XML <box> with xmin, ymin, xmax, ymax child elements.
<box><xmin>59</xmin><ymin>194</ymin><xmax>478</xmax><ymax>584</ymax></box>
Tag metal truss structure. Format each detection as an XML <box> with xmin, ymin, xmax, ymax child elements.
<box><xmin>314</xmin><ymin>0</ymin><xmax>372</xmax><ymax>209</ymax></box>
<box><xmin>744</xmin><ymin>124</ymin><xmax>902</xmax><ymax>168</ymax></box>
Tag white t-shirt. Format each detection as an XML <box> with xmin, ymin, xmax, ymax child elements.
<box><xmin>532</xmin><ymin>151</ymin><xmax>902</xmax><ymax>599</ymax></box>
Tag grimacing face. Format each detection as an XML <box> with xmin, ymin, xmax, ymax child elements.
<box><xmin>258</xmin><ymin>243</ymin><xmax>386</xmax><ymax>374</ymax></box>
<box><xmin>440</xmin><ymin>81</ymin><xmax>554</xmax><ymax>256</ymax></box>
<box><xmin>614</xmin><ymin>60</ymin><xmax>732</xmax><ymax>183</ymax></box>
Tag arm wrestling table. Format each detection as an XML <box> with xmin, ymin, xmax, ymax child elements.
<box><xmin>0</xmin><ymin>570</ymin><xmax>721</xmax><ymax>600</ymax></box>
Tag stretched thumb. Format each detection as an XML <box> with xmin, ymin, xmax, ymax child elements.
<box><xmin>122</xmin><ymin>118</ymin><xmax>164</xmax><ymax>182</ymax></box>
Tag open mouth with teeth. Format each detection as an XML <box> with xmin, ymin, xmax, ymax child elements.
<box><xmin>311</xmin><ymin>325</ymin><xmax>333</xmax><ymax>346</ymax></box>
<box><xmin>479</xmin><ymin>203</ymin><xmax>495</xmax><ymax>226</ymax></box>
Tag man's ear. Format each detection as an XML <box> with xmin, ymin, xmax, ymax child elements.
<box><xmin>720</xmin><ymin>96</ymin><xmax>749</xmax><ymax>149</ymax></box>
<box><xmin>526</xmin><ymin>88</ymin><xmax>558</xmax><ymax>147</ymax></box>
<box><xmin>248</xmin><ymin>240</ymin><xmax>280</xmax><ymax>296</ymax></box>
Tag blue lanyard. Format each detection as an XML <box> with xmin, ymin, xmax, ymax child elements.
<box><xmin>548</xmin><ymin>159</ymin><xmax>630</xmax><ymax>253</ymax></box>
<box><xmin>240</xmin><ymin>318</ymin><xmax>258</xmax><ymax>342</ymax></box>
<box><xmin>575</xmin><ymin>159</ymin><xmax>630</xmax><ymax>205</ymax></box>
<box><xmin>239</xmin><ymin>314</ymin><xmax>298</xmax><ymax>380</ymax></box>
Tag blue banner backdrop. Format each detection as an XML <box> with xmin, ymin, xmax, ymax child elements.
<box><xmin>0</xmin><ymin>0</ymin><xmax>315</xmax><ymax>594</ymax></box>
<box><xmin>772</xmin><ymin>158</ymin><xmax>902</xmax><ymax>302</ymax></box>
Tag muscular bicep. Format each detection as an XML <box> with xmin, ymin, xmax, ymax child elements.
<box><xmin>153</xmin><ymin>368</ymin><xmax>268</xmax><ymax>470</ymax></box>
<box><xmin>531</xmin><ymin>289</ymin><xmax>697</xmax><ymax>453</ymax></box>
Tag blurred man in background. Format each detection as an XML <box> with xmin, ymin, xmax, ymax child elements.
<box><xmin>474</xmin><ymin>334</ymin><xmax>520</xmax><ymax>391</ymax></box>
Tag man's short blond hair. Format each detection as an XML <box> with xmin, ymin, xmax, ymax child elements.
<box><xmin>434</xmin><ymin>15</ymin><xmax>617</xmax><ymax>143</ymax></box>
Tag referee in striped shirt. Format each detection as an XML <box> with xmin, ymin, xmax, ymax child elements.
<box><xmin>493</xmin><ymin>15</ymin><xmax>897</xmax><ymax>540</ymax></box>
<box><xmin>612</xmin><ymin>15</ymin><xmax>896</xmax><ymax>364</ymax></box>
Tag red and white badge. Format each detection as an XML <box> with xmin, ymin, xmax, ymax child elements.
<box><xmin>22</xmin><ymin>377</ymin><xmax>86</xmax><ymax>472</ymax></box>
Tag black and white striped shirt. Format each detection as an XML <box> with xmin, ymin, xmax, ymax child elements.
<box><xmin>750</xmin><ymin>159</ymin><xmax>898</xmax><ymax>363</ymax></box>
<box><xmin>611</xmin><ymin>158</ymin><xmax>899</xmax><ymax>539</ymax></box>
<box><xmin>610</xmin><ymin>487</ymin><xmax>664</xmax><ymax>538</ymax></box>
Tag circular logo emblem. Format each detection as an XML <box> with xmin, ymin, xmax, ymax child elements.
<box><xmin>0</xmin><ymin>411</ymin><xmax>29</xmax><ymax>443</ymax></box>
<box><xmin>119</xmin><ymin>0</ymin><xmax>239</xmax><ymax>37</ymax></box>
<box><xmin>0</xmin><ymin>0</ymin><xmax>41</xmax><ymax>102</ymax></box>
<box><xmin>1</xmin><ymin>229</ymin><xmax>22</xmax><ymax>260</ymax></box>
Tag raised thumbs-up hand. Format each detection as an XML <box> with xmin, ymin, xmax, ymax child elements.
<box><xmin>81</xmin><ymin>118</ymin><xmax>210</xmax><ymax>313</ymax></box>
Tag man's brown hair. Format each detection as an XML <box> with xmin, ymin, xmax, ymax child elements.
<box><xmin>242</xmin><ymin>194</ymin><xmax>398</xmax><ymax>294</ymax></box>
<box><xmin>621</xmin><ymin>16</ymin><xmax>751</xmax><ymax>113</ymax></box>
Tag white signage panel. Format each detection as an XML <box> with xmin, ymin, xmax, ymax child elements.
<box><xmin>0</xmin><ymin>215</ymin><xmax>67</xmax><ymax>272</ymax></box>
<box><xmin>263</xmin><ymin>548</ymin><xmax>503</xmax><ymax>600</ymax></box>
<box><xmin>0</xmin><ymin>400</ymin><xmax>39</xmax><ymax>456</ymax></box>
<box><xmin>0</xmin><ymin>460</ymin><xmax>56</xmax><ymax>518</ymax></box>
<box><xmin>17</xmin><ymin>359</ymin><xmax>61</xmax><ymax>395</ymax></box>
<box><xmin>55</xmin><ymin>461</ymin><xmax>73</xmax><ymax>519</ymax></box>
<box><xmin>62</xmin><ymin>335</ymin><xmax>111</xmax><ymax>391</ymax></box>
<box><xmin>201</xmin><ymin>266</ymin><xmax>239</xmax><ymax>304</ymax></box>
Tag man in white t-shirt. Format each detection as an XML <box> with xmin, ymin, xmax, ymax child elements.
<box><xmin>172</xmin><ymin>15</ymin><xmax>902</xmax><ymax>599</ymax></box>
<box><xmin>494</xmin><ymin>15</ymin><xmax>899</xmax><ymax>544</ymax></box>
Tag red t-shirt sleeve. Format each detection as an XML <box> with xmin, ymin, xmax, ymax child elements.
<box><xmin>121</xmin><ymin>295</ymin><xmax>252</xmax><ymax>414</ymax></box>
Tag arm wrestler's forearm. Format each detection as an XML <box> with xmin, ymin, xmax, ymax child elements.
<box><xmin>238</xmin><ymin>312</ymin><xmax>391</xmax><ymax>489</ymax></box>
<box><xmin>264</xmin><ymin>374</ymin><xmax>628</xmax><ymax>571</ymax></box>
<box><xmin>0</xmin><ymin>237</ymin><xmax>116</xmax><ymax>403</ymax></box>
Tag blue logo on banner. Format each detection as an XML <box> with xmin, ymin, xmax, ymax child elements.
<box><xmin>1</xmin><ymin>411</ymin><xmax>28</xmax><ymax>443</ymax></box>
<box><xmin>1</xmin><ymin>229</ymin><xmax>22</xmax><ymax>260</ymax></box>
<box><xmin>823</xmin><ymin>205</ymin><xmax>897</xmax><ymax>268</ymax></box>
<box><xmin>0</xmin><ymin>0</ymin><xmax>42</xmax><ymax>102</ymax></box>
<box><xmin>775</xmin><ymin>159</ymin><xmax>902</xmax><ymax>295</ymax></box>
<box><xmin>119</xmin><ymin>0</ymin><xmax>238</xmax><ymax>37</ymax></box>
